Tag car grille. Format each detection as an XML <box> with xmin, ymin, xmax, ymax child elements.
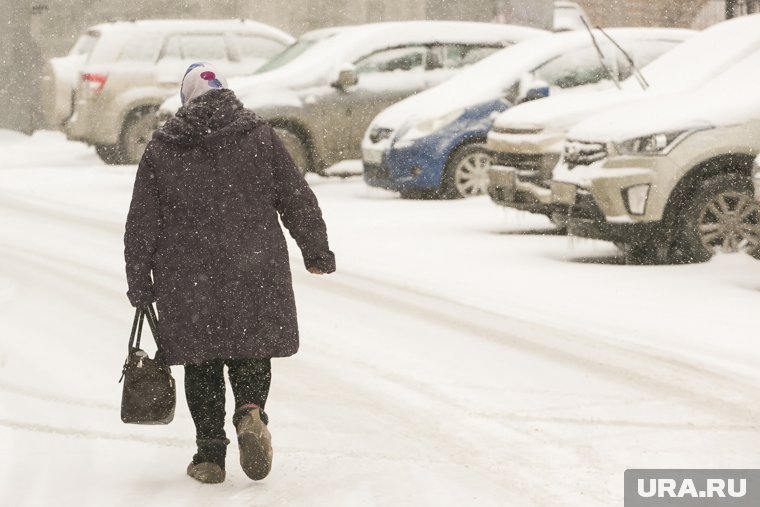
<box><xmin>564</xmin><ymin>139</ymin><xmax>607</xmax><ymax>168</ymax></box>
<box><xmin>490</xmin><ymin>125</ymin><xmax>543</xmax><ymax>135</ymax></box>
<box><xmin>491</xmin><ymin>152</ymin><xmax>558</xmax><ymax>187</ymax></box>
<box><xmin>369</xmin><ymin>127</ymin><xmax>393</xmax><ymax>144</ymax></box>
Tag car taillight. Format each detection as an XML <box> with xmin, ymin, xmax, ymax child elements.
<box><xmin>81</xmin><ymin>73</ymin><xmax>108</xmax><ymax>93</ymax></box>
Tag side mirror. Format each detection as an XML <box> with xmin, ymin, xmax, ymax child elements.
<box><xmin>332</xmin><ymin>64</ymin><xmax>358</xmax><ymax>91</ymax></box>
<box><xmin>521</xmin><ymin>84</ymin><xmax>550</xmax><ymax>103</ymax></box>
<box><xmin>517</xmin><ymin>75</ymin><xmax>550</xmax><ymax>104</ymax></box>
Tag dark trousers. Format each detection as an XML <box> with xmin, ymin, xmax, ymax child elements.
<box><xmin>184</xmin><ymin>358</ymin><xmax>271</xmax><ymax>442</ymax></box>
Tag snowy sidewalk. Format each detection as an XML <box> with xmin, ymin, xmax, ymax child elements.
<box><xmin>1</xmin><ymin>131</ymin><xmax>759</xmax><ymax>506</ymax></box>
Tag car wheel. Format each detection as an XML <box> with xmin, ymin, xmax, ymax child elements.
<box><xmin>120</xmin><ymin>107</ymin><xmax>159</xmax><ymax>165</ymax></box>
<box><xmin>274</xmin><ymin>127</ymin><xmax>310</xmax><ymax>176</ymax></box>
<box><xmin>441</xmin><ymin>144</ymin><xmax>492</xmax><ymax>199</ymax></box>
<box><xmin>549</xmin><ymin>211</ymin><xmax>568</xmax><ymax>234</ymax></box>
<box><xmin>671</xmin><ymin>173</ymin><xmax>760</xmax><ymax>263</ymax></box>
<box><xmin>621</xmin><ymin>241</ymin><xmax>669</xmax><ymax>265</ymax></box>
<box><xmin>399</xmin><ymin>189</ymin><xmax>437</xmax><ymax>200</ymax></box>
<box><xmin>95</xmin><ymin>144</ymin><xmax>123</xmax><ymax>165</ymax></box>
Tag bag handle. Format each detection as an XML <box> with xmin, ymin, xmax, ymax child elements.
<box><xmin>120</xmin><ymin>303</ymin><xmax>165</xmax><ymax>382</ymax></box>
<box><xmin>128</xmin><ymin>304</ymin><xmax>163</xmax><ymax>351</ymax></box>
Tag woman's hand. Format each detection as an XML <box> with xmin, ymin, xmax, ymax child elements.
<box><xmin>308</xmin><ymin>267</ymin><xmax>326</xmax><ymax>275</ymax></box>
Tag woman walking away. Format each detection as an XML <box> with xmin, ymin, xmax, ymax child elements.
<box><xmin>124</xmin><ymin>62</ymin><xmax>336</xmax><ymax>484</ymax></box>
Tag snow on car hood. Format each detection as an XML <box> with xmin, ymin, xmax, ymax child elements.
<box><xmin>491</xmin><ymin>13</ymin><xmax>760</xmax><ymax>134</ymax></box>
<box><xmin>569</xmin><ymin>51</ymin><xmax>760</xmax><ymax>143</ymax></box>
<box><xmin>491</xmin><ymin>88</ymin><xmax>642</xmax><ymax>132</ymax></box>
<box><xmin>370</xmin><ymin>27</ymin><xmax>684</xmax><ymax>132</ymax></box>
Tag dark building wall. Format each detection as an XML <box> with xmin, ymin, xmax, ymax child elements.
<box><xmin>574</xmin><ymin>0</ymin><xmax>712</xmax><ymax>27</ymax></box>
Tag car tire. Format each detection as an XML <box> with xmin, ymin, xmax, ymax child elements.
<box><xmin>440</xmin><ymin>143</ymin><xmax>492</xmax><ymax>199</ymax></box>
<box><xmin>399</xmin><ymin>189</ymin><xmax>437</xmax><ymax>200</ymax></box>
<box><xmin>621</xmin><ymin>241</ymin><xmax>669</xmax><ymax>265</ymax></box>
<box><xmin>120</xmin><ymin>107</ymin><xmax>159</xmax><ymax>165</ymax></box>
<box><xmin>670</xmin><ymin>173</ymin><xmax>760</xmax><ymax>264</ymax></box>
<box><xmin>95</xmin><ymin>144</ymin><xmax>123</xmax><ymax>165</ymax></box>
<box><xmin>273</xmin><ymin>127</ymin><xmax>310</xmax><ymax>176</ymax></box>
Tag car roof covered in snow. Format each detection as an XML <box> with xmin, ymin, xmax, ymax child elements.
<box><xmin>568</xmin><ymin>47</ymin><xmax>760</xmax><ymax>142</ymax></box>
<box><xmin>490</xmin><ymin>13</ymin><xmax>760</xmax><ymax>132</ymax></box>
<box><xmin>370</xmin><ymin>27</ymin><xmax>692</xmax><ymax>130</ymax></box>
<box><xmin>86</xmin><ymin>19</ymin><xmax>293</xmax><ymax>41</ymax></box>
<box><xmin>229</xmin><ymin>21</ymin><xmax>546</xmax><ymax>102</ymax></box>
<box><xmin>160</xmin><ymin>21</ymin><xmax>546</xmax><ymax>115</ymax></box>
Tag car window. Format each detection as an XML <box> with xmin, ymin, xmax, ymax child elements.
<box><xmin>160</xmin><ymin>36</ymin><xmax>182</xmax><ymax>60</ymax></box>
<box><xmin>160</xmin><ymin>34</ymin><xmax>228</xmax><ymax>61</ymax></box>
<box><xmin>233</xmin><ymin>35</ymin><xmax>287</xmax><ymax>61</ymax></box>
<box><xmin>180</xmin><ymin>34</ymin><xmax>228</xmax><ymax>61</ymax></box>
<box><xmin>533</xmin><ymin>46</ymin><xmax>610</xmax><ymax>89</ymax></box>
<box><xmin>119</xmin><ymin>33</ymin><xmax>163</xmax><ymax>61</ymax></box>
<box><xmin>355</xmin><ymin>46</ymin><xmax>427</xmax><ymax>74</ymax></box>
<box><xmin>69</xmin><ymin>31</ymin><xmax>99</xmax><ymax>60</ymax></box>
<box><xmin>443</xmin><ymin>44</ymin><xmax>502</xmax><ymax>69</ymax></box>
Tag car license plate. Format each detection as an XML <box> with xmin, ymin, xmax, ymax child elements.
<box><xmin>551</xmin><ymin>182</ymin><xmax>577</xmax><ymax>205</ymax></box>
<box><xmin>363</xmin><ymin>148</ymin><xmax>384</xmax><ymax>165</ymax></box>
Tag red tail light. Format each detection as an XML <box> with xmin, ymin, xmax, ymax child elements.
<box><xmin>81</xmin><ymin>73</ymin><xmax>108</xmax><ymax>93</ymax></box>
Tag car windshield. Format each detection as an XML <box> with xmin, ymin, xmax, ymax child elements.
<box><xmin>255</xmin><ymin>37</ymin><xmax>325</xmax><ymax>74</ymax></box>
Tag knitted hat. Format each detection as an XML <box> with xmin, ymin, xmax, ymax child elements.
<box><xmin>180</xmin><ymin>62</ymin><xmax>228</xmax><ymax>105</ymax></box>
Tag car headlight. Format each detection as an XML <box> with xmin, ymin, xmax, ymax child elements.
<box><xmin>399</xmin><ymin>109</ymin><xmax>464</xmax><ymax>143</ymax></box>
<box><xmin>615</xmin><ymin>130</ymin><xmax>697</xmax><ymax>156</ymax></box>
<box><xmin>623</xmin><ymin>184</ymin><xmax>650</xmax><ymax>215</ymax></box>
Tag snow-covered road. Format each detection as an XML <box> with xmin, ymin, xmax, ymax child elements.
<box><xmin>1</xmin><ymin>131</ymin><xmax>759</xmax><ymax>506</ymax></box>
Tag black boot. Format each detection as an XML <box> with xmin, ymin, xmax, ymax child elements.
<box><xmin>187</xmin><ymin>437</ymin><xmax>229</xmax><ymax>484</ymax></box>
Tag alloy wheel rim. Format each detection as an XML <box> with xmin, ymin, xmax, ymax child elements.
<box><xmin>697</xmin><ymin>191</ymin><xmax>760</xmax><ymax>254</ymax></box>
<box><xmin>453</xmin><ymin>152</ymin><xmax>492</xmax><ymax>197</ymax></box>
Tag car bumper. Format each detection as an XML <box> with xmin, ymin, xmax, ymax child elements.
<box><xmin>363</xmin><ymin>138</ymin><xmax>448</xmax><ymax>192</ymax></box>
<box><xmin>551</xmin><ymin>180</ymin><xmax>662</xmax><ymax>243</ymax></box>
<box><xmin>487</xmin><ymin>165</ymin><xmax>555</xmax><ymax>215</ymax></box>
<box><xmin>66</xmin><ymin>98</ymin><xmax>121</xmax><ymax>145</ymax></box>
<box><xmin>552</xmin><ymin>155</ymin><xmax>677</xmax><ymax>222</ymax></box>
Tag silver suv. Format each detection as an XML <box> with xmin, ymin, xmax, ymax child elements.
<box><xmin>44</xmin><ymin>19</ymin><xmax>293</xmax><ymax>164</ymax></box>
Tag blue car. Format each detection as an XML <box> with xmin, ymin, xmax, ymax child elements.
<box><xmin>362</xmin><ymin>27</ymin><xmax>691</xmax><ymax>198</ymax></box>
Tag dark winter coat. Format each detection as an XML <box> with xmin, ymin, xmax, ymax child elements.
<box><xmin>124</xmin><ymin>89</ymin><xmax>335</xmax><ymax>366</ymax></box>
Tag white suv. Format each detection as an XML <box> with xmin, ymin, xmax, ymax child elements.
<box><xmin>43</xmin><ymin>19</ymin><xmax>293</xmax><ymax>164</ymax></box>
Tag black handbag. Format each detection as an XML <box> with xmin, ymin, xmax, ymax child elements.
<box><xmin>119</xmin><ymin>304</ymin><xmax>176</xmax><ymax>424</ymax></box>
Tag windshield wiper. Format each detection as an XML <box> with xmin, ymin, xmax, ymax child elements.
<box><xmin>581</xmin><ymin>17</ymin><xmax>621</xmax><ymax>90</ymax></box>
<box><xmin>596</xmin><ymin>25</ymin><xmax>649</xmax><ymax>90</ymax></box>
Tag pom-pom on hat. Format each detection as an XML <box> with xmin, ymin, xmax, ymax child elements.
<box><xmin>180</xmin><ymin>62</ymin><xmax>228</xmax><ymax>105</ymax></box>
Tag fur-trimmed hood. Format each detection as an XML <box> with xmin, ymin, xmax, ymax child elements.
<box><xmin>154</xmin><ymin>89</ymin><xmax>263</xmax><ymax>147</ymax></box>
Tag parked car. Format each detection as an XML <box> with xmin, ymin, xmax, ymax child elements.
<box><xmin>486</xmin><ymin>14</ymin><xmax>760</xmax><ymax>223</ymax></box>
<box><xmin>551</xmin><ymin>49</ymin><xmax>760</xmax><ymax>264</ymax></box>
<box><xmin>361</xmin><ymin>28</ymin><xmax>690</xmax><ymax>198</ymax></box>
<box><xmin>158</xmin><ymin>21</ymin><xmax>546</xmax><ymax>174</ymax></box>
<box><xmin>553</xmin><ymin>1</ymin><xmax>589</xmax><ymax>32</ymax></box>
<box><xmin>46</xmin><ymin>19</ymin><xmax>293</xmax><ymax>164</ymax></box>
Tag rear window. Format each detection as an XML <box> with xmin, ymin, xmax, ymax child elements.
<box><xmin>69</xmin><ymin>32</ymin><xmax>99</xmax><ymax>60</ymax></box>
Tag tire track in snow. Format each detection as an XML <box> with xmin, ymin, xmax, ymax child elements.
<box><xmin>4</xmin><ymin>197</ymin><xmax>759</xmax><ymax>430</ymax></box>
<box><xmin>4</xmin><ymin>192</ymin><xmax>760</xmax><ymax>428</ymax></box>
<box><xmin>293</xmin><ymin>270</ymin><xmax>760</xmax><ymax>427</ymax></box>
